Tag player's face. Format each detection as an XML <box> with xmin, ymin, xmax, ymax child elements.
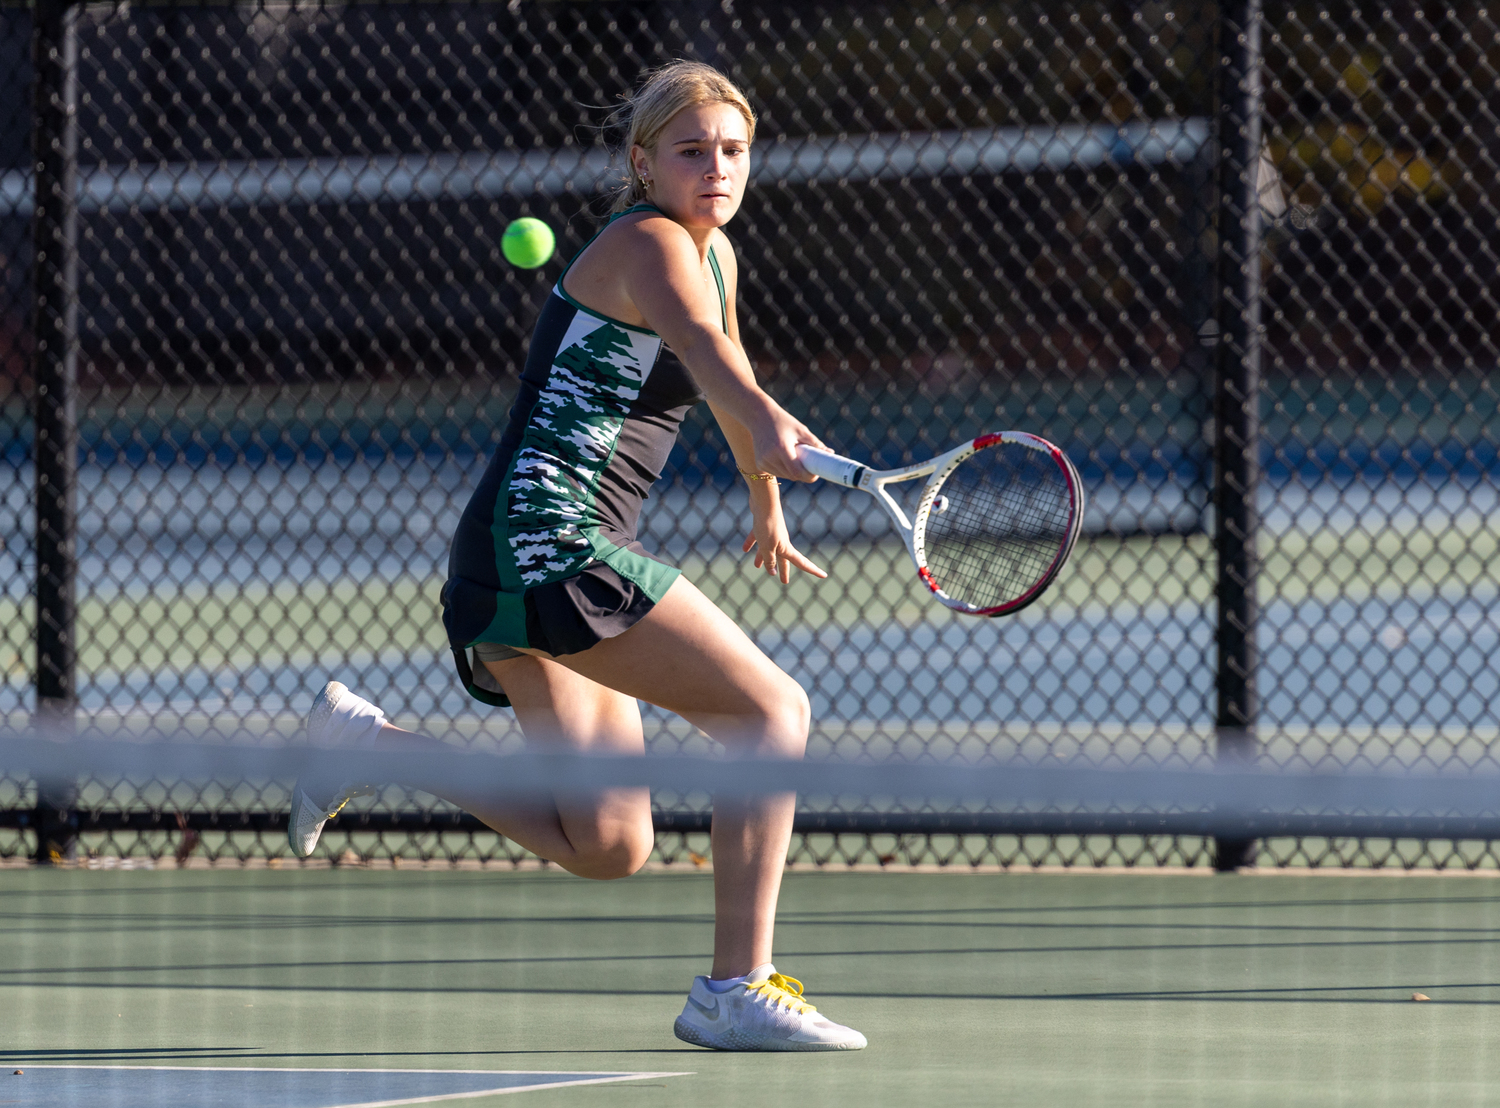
<box><xmin>634</xmin><ymin>102</ymin><xmax>751</xmax><ymax>231</ymax></box>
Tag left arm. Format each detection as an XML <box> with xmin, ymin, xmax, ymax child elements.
<box><xmin>710</xmin><ymin>402</ymin><xmax>826</xmax><ymax>583</ymax></box>
<box><xmin>711</xmin><ymin>232</ymin><xmax>826</xmax><ymax>584</ymax></box>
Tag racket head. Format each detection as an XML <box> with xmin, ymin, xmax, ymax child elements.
<box><xmin>909</xmin><ymin>432</ymin><xmax>1084</xmax><ymax>616</ymax></box>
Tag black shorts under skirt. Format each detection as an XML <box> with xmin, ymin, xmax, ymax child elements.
<box><xmin>445</xmin><ymin>541</ymin><xmax>677</xmax><ymax>708</ymax></box>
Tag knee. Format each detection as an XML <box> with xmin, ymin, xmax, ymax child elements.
<box><xmin>747</xmin><ymin>675</ymin><xmax>810</xmax><ymax>760</ymax></box>
<box><xmin>778</xmin><ymin>682</ymin><xmax>811</xmax><ymax>758</ymax></box>
<box><xmin>563</xmin><ymin>825</ymin><xmax>655</xmax><ymax>881</ymax></box>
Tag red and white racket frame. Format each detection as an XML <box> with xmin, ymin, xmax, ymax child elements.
<box><xmin>797</xmin><ymin>432</ymin><xmax>1086</xmax><ymax>616</ymax></box>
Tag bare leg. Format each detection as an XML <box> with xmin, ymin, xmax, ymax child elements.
<box><xmin>376</xmin><ymin>660</ymin><xmax>654</xmax><ymax>880</ymax></box>
<box><xmin>533</xmin><ymin>576</ymin><xmax>809</xmax><ymax>979</ymax></box>
<box><xmin>367</xmin><ymin>575</ymin><xmax>804</xmax><ymax>975</ymax></box>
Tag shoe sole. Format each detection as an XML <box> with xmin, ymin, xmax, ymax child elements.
<box><xmin>672</xmin><ymin>1016</ymin><xmax>865</xmax><ymax>1052</ymax></box>
<box><xmin>289</xmin><ymin>680</ymin><xmax>350</xmax><ymax>858</ymax></box>
<box><xmin>305</xmin><ymin>680</ymin><xmax>348</xmax><ymax>745</ymax></box>
<box><xmin>287</xmin><ymin>787</ymin><xmax>330</xmax><ymax>859</ymax></box>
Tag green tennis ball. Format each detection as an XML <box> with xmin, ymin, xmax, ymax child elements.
<box><xmin>502</xmin><ymin>217</ymin><xmax>556</xmax><ymax>269</ymax></box>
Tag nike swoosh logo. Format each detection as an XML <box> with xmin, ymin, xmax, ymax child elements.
<box><xmin>686</xmin><ymin>993</ymin><xmax>721</xmax><ymax>1020</ymax></box>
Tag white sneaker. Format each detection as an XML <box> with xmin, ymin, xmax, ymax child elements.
<box><xmin>673</xmin><ymin>965</ymin><xmax>867</xmax><ymax>1051</ymax></box>
<box><xmin>287</xmin><ymin>681</ymin><xmax>385</xmax><ymax>859</ymax></box>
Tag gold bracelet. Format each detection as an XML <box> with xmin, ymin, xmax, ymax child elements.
<box><xmin>738</xmin><ymin>468</ymin><xmax>778</xmax><ymax>482</ymax></box>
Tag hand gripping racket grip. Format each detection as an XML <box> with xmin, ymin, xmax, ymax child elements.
<box><xmin>796</xmin><ymin>444</ymin><xmax>867</xmax><ymax>488</ymax></box>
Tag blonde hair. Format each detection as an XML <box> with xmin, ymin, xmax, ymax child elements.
<box><xmin>609</xmin><ymin>61</ymin><xmax>756</xmax><ymax>213</ymax></box>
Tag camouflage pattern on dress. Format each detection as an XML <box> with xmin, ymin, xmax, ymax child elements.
<box><xmin>505</xmin><ymin>314</ymin><xmax>662</xmax><ymax>585</ymax></box>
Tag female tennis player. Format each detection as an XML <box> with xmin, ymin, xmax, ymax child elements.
<box><xmin>288</xmin><ymin>61</ymin><xmax>866</xmax><ymax>1052</ymax></box>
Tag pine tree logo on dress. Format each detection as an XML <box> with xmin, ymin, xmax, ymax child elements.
<box><xmin>508</xmin><ymin>318</ymin><xmax>661</xmax><ymax>585</ymax></box>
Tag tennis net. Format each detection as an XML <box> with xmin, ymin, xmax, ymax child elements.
<box><xmin>7</xmin><ymin>719</ymin><xmax>1500</xmax><ymax>873</ymax></box>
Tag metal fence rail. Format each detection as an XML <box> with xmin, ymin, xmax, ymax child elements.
<box><xmin>4</xmin><ymin>0</ymin><xmax>1500</xmax><ymax>869</ymax></box>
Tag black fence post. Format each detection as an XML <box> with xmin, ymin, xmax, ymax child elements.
<box><xmin>31</xmin><ymin>0</ymin><xmax>81</xmax><ymax>865</ymax></box>
<box><xmin>1212</xmin><ymin>0</ymin><xmax>1264</xmax><ymax>872</ymax></box>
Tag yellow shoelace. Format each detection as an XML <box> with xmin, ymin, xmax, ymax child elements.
<box><xmin>746</xmin><ymin>973</ymin><xmax>818</xmax><ymax>1015</ymax></box>
<box><xmin>324</xmin><ymin>784</ymin><xmax>379</xmax><ymax>819</ymax></box>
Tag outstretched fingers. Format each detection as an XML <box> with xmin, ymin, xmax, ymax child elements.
<box><xmin>742</xmin><ymin>533</ymin><xmax>828</xmax><ymax>583</ymax></box>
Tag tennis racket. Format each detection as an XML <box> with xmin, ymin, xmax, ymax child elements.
<box><xmin>796</xmin><ymin>433</ymin><xmax>1085</xmax><ymax>617</ymax></box>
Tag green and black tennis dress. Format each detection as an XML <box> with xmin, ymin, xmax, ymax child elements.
<box><xmin>442</xmin><ymin>204</ymin><xmax>723</xmax><ymax>705</ymax></box>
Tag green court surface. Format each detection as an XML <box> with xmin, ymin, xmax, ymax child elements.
<box><xmin>3</xmin><ymin>869</ymin><xmax>1500</xmax><ymax>1106</ymax></box>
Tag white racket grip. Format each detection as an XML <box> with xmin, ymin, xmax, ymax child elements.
<box><xmin>796</xmin><ymin>444</ymin><xmax>867</xmax><ymax>487</ymax></box>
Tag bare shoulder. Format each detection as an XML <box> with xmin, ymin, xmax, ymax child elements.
<box><xmin>562</xmin><ymin>211</ymin><xmax>698</xmax><ymax>326</ymax></box>
<box><xmin>593</xmin><ymin>209</ymin><xmax>697</xmax><ymax>264</ymax></box>
<box><xmin>709</xmin><ymin>228</ymin><xmax>739</xmax><ymax>309</ymax></box>
<box><xmin>710</xmin><ymin>227</ymin><xmax>739</xmax><ymax>273</ymax></box>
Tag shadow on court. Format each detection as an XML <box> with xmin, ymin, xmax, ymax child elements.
<box><xmin>5</xmin><ymin>868</ymin><xmax>1500</xmax><ymax>1105</ymax></box>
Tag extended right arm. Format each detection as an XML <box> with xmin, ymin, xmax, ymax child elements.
<box><xmin>616</xmin><ymin>218</ymin><xmax>823</xmax><ymax>481</ymax></box>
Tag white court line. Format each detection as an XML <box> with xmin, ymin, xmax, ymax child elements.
<box><xmin>323</xmin><ymin>1074</ymin><xmax>692</xmax><ymax>1108</ymax></box>
<box><xmin>13</xmin><ymin>1065</ymin><xmax>693</xmax><ymax>1105</ymax></box>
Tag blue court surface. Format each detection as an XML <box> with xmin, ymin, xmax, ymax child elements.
<box><xmin>0</xmin><ymin>1065</ymin><xmax>688</xmax><ymax>1106</ymax></box>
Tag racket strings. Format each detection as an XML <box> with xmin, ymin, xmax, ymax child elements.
<box><xmin>922</xmin><ymin>446</ymin><xmax>1075</xmax><ymax>612</ymax></box>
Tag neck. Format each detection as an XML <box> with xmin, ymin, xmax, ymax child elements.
<box><xmin>683</xmin><ymin>224</ymin><xmax>715</xmax><ymax>259</ymax></box>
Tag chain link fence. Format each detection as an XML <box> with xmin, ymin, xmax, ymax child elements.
<box><xmin>2</xmin><ymin>0</ymin><xmax>1499</xmax><ymax>869</ymax></box>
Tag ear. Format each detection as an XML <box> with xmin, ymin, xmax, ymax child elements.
<box><xmin>629</xmin><ymin>144</ymin><xmax>650</xmax><ymax>179</ymax></box>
